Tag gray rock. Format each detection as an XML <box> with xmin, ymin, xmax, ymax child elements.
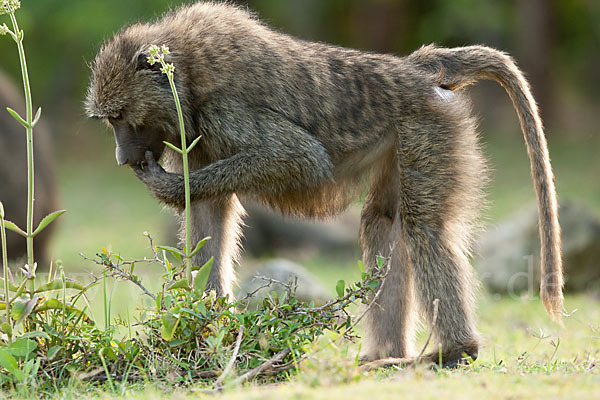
<box><xmin>241</xmin><ymin>201</ymin><xmax>360</xmax><ymax>258</ymax></box>
<box><xmin>475</xmin><ymin>201</ymin><xmax>600</xmax><ymax>294</ymax></box>
<box><xmin>238</xmin><ymin>258</ymin><xmax>331</xmax><ymax>306</ymax></box>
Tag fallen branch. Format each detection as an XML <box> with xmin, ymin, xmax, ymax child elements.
<box><xmin>230</xmin><ymin>347</ymin><xmax>291</xmax><ymax>386</ymax></box>
<box><xmin>213</xmin><ymin>325</ymin><xmax>245</xmax><ymax>389</ymax></box>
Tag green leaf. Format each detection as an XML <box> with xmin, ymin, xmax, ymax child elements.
<box><xmin>186</xmin><ymin>135</ymin><xmax>203</xmax><ymax>152</ymax></box>
<box><xmin>32</xmin><ymin>209</ymin><xmax>66</xmax><ymax>237</ymax></box>
<box><xmin>0</xmin><ymin>322</ymin><xmax>11</xmax><ymax>336</ymax></box>
<box><xmin>12</xmin><ymin>279</ymin><xmax>27</xmax><ymax>299</ymax></box>
<box><xmin>41</xmin><ymin>324</ymin><xmax>59</xmax><ymax>337</ymax></box>
<box><xmin>6</xmin><ymin>29</ymin><xmax>18</xmax><ymax>44</ymax></box>
<box><xmin>163</xmin><ymin>141</ymin><xmax>183</xmax><ymax>154</ymax></box>
<box><xmin>196</xmin><ymin>300</ymin><xmax>207</xmax><ymax>317</ymax></box>
<box><xmin>22</xmin><ymin>358</ymin><xmax>38</xmax><ymax>376</ymax></box>
<box><xmin>18</xmin><ymin>332</ymin><xmax>49</xmax><ymax>342</ymax></box>
<box><xmin>336</xmin><ymin>280</ymin><xmax>345</xmax><ymax>298</ymax></box>
<box><xmin>166</xmin><ymin>279</ymin><xmax>190</xmax><ymax>291</ymax></box>
<box><xmin>155</xmin><ymin>292</ymin><xmax>162</xmax><ymax>310</ymax></box>
<box><xmin>161</xmin><ymin>313</ymin><xmax>180</xmax><ymax>341</ymax></box>
<box><xmin>367</xmin><ymin>280</ymin><xmax>379</xmax><ymax>289</ymax></box>
<box><xmin>35</xmin><ymin>299</ymin><xmax>92</xmax><ymax>323</ymax></box>
<box><xmin>31</xmin><ymin>107</ymin><xmax>42</xmax><ymax>127</ymax></box>
<box><xmin>6</xmin><ymin>107</ymin><xmax>28</xmax><ymax>129</ymax></box>
<box><xmin>193</xmin><ymin>257</ymin><xmax>213</xmax><ymax>296</ymax></box>
<box><xmin>0</xmin><ymin>349</ymin><xmax>25</xmax><ymax>381</ymax></box>
<box><xmin>168</xmin><ymin>339</ymin><xmax>186</xmax><ymax>347</ymax></box>
<box><xmin>376</xmin><ymin>256</ymin><xmax>386</xmax><ymax>268</ymax></box>
<box><xmin>34</xmin><ymin>279</ymin><xmax>84</xmax><ymax>293</ymax></box>
<box><xmin>357</xmin><ymin>260</ymin><xmax>366</xmax><ymax>274</ymax></box>
<box><xmin>5</xmin><ymin>338</ymin><xmax>37</xmax><ymax>358</ymax></box>
<box><xmin>189</xmin><ymin>236</ymin><xmax>211</xmax><ymax>258</ymax></box>
<box><xmin>0</xmin><ymin>278</ymin><xmax>19</xmax><ymax>292</ymax></box>
<box><xmin>11</xmin><ymin>295</ymin><xmax>38</xmax><ymax>325</ymax></box>
<box><xmin>101</xmin><ymin>346</ymin><xmax>116</xmax><ymax>360</ymax></box>
<box><xmin>3</xmin><ymin>220</ymin><xmax>26</xmax><ymax>237</ymax></box>
<box><xmin>33</xmin><ymin>298</ymin><xmax>61</xmax><ymax>311</ymax></box>
<box><xmin>157</xmin><ymin>245</ymin><xmax>185</xmax><ymax>261</ymax></box>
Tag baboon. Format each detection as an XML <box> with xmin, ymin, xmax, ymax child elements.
<box><xmin>0</xmin><ymin>71</ymin><xmax>57</xmax><ymax>268</ymax></box>
<box><xmin>86</xmin><ymin>2</ymin><xmax>563</xmax><ymax>366</ymax></box>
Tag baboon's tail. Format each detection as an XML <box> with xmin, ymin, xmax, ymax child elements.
<box><xmin>409</xmin><ymin>45</ymin><xmax>563</xmax><ymax>322</ymax></box>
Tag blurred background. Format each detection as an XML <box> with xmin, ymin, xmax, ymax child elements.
<box><xmin>0</xmin><ymin>1</ymin><xmax>599</xmax><ymax>322</ymax></box>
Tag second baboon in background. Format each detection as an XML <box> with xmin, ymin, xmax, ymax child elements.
<box><xmin>86</xmin><ymin>3</ymin><xmax>562</xmax><ymax>367</ymax></box>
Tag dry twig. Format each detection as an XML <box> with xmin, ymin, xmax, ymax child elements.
<box><xmin>414</xmin><ymin>298</ymin><xmax>440</xmax><ymax>365</ymax></box>
<box><xmin>213</xmin><ymin>325</ymin><xmax>245</xmax><ymax>389</ymax></box>
<box><xmin>230</xmin><ymin>348</ymin><xmax>291</xmax><ymax>386</ymax></box>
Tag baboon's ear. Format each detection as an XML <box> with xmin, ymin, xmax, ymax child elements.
<box><xmin>135</xmin><ymin>51</ymin><xmax>162</xmax><ymax>72</ymax></box>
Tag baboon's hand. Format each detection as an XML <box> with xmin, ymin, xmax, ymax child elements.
<box><xmin>132</xmin><ymin>151</ymin><xmax>185</xmax><ymax>209</ymax></box>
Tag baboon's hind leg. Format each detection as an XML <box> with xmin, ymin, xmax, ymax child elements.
<box><xmin>396</xmin><ymin>104</ymin><xmax>485</xmax><ymax>366</ymax></box>
<box><xmin>359</xmin><ymin>151</ymin><xmax>416</xmax><ymax>361</ymax></box>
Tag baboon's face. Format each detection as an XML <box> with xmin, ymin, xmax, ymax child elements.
<box><xmin>109</xmin><ymin>117</ymin><xmax>166</xmax><ymax>166</ymax></box>
<box><xmin>85</xmin><ymin>34</ymin><xmax>180</xmax><ymax>166</ymax></box>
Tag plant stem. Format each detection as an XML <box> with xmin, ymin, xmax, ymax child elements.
<box><xmin>9</xmin><ymin>11</ymin><xmax>35</xmax><ymax>294</ymax></box>
<box><xmin>0</xmin><ymin>205</ymin><xmax>12</xmax><ymax>343</ymax></box>
<box><xmin>167</xmin><ymin>75</ymin><xmax>192</xmax><ymax>283</ymax></box>
<box><xmin>103</xmin><ymin>269</ymin><xmax>109</xmax><ymax>329</ymax></box>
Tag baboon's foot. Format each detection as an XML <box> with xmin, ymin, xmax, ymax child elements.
<box><xmin>357</xmin><ymin>347</ymin><xmax>414</xmax><ymax>366</ymax></box>
<box><xmin>423</xmin><ymin>340</ymin><xmax>479</xmax><ymax>369</ymax></box>
<box><xmin>359</xmin><ymin>357</ymin><xmax>412</xmax><ymax>371</ymax></box>
<box><xmin>360</xmin><ymin>340</ymin><xmax>479</xmax><ymax>371</ymax></box>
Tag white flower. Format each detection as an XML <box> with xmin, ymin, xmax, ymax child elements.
<box><xmin>0</xmin><ymin>0</ymin><xmax>21</xmax><ymax>16</ymax></box>
<box><xmin>147</xmin><ymin>44</ymin><xmax>175</xmax><ymax>77</ymax></box>
<box><xmin>20</xmin><ymin>262</ymin><xmax>37</xmax><ymax>279</ymax></box>
<box><xmin>161</xmin><ymin>63</ymin><xmax>175</xmax><ymax>76</ymax></box>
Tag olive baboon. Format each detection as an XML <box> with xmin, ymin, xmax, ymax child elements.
<box><xmin>0</xmin><ymin>71</ymin><xmax>57</xmax><ymax>268</ymax></box>
<box><xmin>86</xmin><ymin>2</ymin><xmax>563</xmax><ymax>366</ymax></box>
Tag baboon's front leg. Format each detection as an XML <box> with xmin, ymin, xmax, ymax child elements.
<box><xmin>186</xmin><ymin>195</ymin><xmax>245</xmax><ymax>298</ymax></box>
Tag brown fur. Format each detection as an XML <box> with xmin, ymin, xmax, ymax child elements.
<box><xmin>85</xmin><ymin>2</ymin><xmax>562</xmax><ymax>366</ymax></box>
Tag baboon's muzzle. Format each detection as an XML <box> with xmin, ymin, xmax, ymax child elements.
<box><xmin>112</xmin><ymin>121</ymin><xmax>165</xmax><ymax>166</ymax></box>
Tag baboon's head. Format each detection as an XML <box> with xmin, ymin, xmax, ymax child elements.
<box><xmin>85</xmin><ymin>26</ymin><xmax>188</xmax><ymax>167</ymax></box>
